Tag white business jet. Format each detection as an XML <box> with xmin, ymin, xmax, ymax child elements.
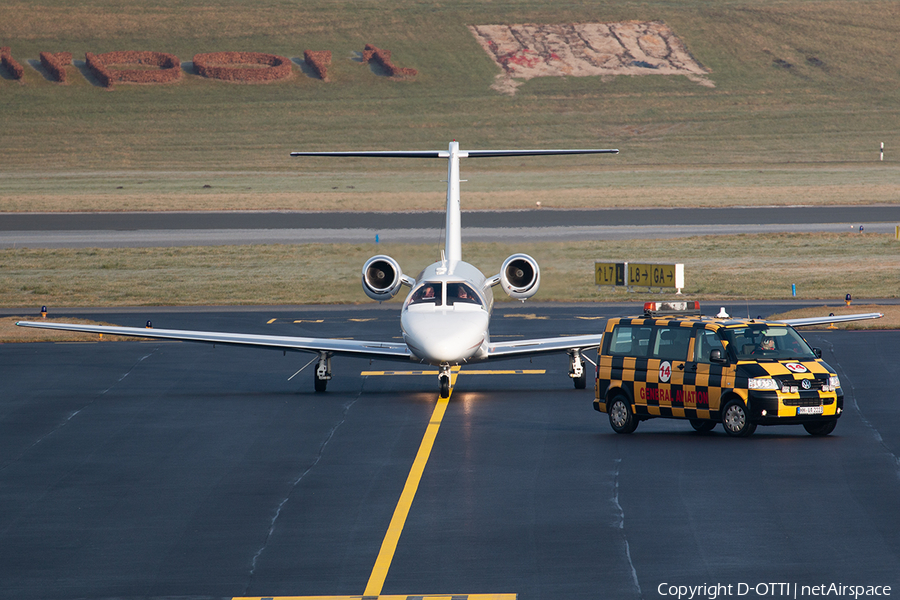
<box><xmin>18</xmin><ymin>141</ymin><xmax>619</xmax><ymax>397</ymax></box>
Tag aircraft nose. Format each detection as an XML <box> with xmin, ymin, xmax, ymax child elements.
<box><xmin>402</xmin><ymin>309</ymin><xmax>488</xmax><ymax>363</ymax></box>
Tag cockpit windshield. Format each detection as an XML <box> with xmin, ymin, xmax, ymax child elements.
<box><xmin>447</xmin><ymin>282</ymin><xmax>482</xmax><ymax>306</ymax></box>
<box><xmin>723</xmin><ymin>325</ymin><xmax>817</xmax><ymax>360</ymax></box>
<box><xmin>407</xmin><ymin>281</ymin><xmax>483</xmax><ymax>308</ymax></box>
<box><xmin>409</xmin><ymin>283</ymin><xmax>442</xmax><ymax>306</ymax></box>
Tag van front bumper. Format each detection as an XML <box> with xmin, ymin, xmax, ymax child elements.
<box><xmin>747</xmin><ymin>391</ymin><xmax>843</xmax><ymax>424</ymax></box>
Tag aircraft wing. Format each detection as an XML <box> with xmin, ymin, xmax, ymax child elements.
<box><xmin>777</xmin><ymin>312</ymin><xmax>884</xmax><ymax>327</ymax></box>
<box><xmin>485</xmin><ymin>333</ymin><xmax>604</xmax><ymax>360</ymax></box>
<box><xmin>15</xmin><ymin>321</ymin><xmax>412</xmax><ymax>361</ymax></box>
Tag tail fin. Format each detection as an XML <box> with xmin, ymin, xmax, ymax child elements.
<box><xmin>291</xmin><ymin>142</ymin><xmax>618</xmax><ymax>262</ymax></box>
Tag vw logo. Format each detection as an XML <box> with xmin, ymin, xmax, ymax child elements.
<box><xmin>801</xmin><ymin>379</ymin><xmax>812</xmax><ymax>390</ymax></box>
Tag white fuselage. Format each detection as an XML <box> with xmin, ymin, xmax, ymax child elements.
<box><xmin>397</xmin><ymin>142</ymin><xmax>493</xmax><ymax>366</ymax></box>
<box><xmin>400</xmin><ymin>259</ymin><xmax>493</xmax><ymax>365</ymax></box>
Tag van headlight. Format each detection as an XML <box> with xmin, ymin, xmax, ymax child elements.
<box><xmin>826</xmin><ymin>375</ymin><xmax>841</xmax><ymax>392</ymax></box>
<box><xmin>749</xmin><ymin>377</ymin><xmax>779</xmax><ymax>391</ymax></box>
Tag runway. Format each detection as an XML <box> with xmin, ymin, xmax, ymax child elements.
<box><xmin>1</xmin><ymin>302</ymin><xmax>898</xmax><ymax>600</ymax></box>
<box><xmin>1</xmin><ymin>205</ymin><xmax>898</xmax><ymax>247</ymax></box>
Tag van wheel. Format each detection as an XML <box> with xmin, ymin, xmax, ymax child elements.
<box><xmin>722</xmin><ymin>399</ymin><xmax>756</xmax><ymax>437</ymax></box>
<box><xmin>690</xmin><ymin>419</ymin><xmax>716</xmax><ymax>432</ymax></box>
<box><xmin>608</xmin><ymin>395</ymin><xmax>638</xmax><ymax>434</ymax></box>
<box><xmin>803</xmin><ymin>420</ymin><xmax>837</xmax><ymax>436</ymax></box>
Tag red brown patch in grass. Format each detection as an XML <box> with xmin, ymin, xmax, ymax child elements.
<box><xmin>469</xmin><ymin>22</ymin><xmax>712</xmax><ymax>95</ymax></box>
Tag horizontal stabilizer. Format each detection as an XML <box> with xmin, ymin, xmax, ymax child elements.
<box><xmin>465</xmin><ymin>148</ymin><xmax>618</xmax><ymax>157</ymax></box>
<box><xmin>291</xmin><ymin>148</ymin><xmax>619</xmax><ymax>159</ymax></box>
<box><xmin>291</xmin><ymin>150</ymin><xmax>447</xmax><ymax>158</ymax></box>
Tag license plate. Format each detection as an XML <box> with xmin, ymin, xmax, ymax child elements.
<box><xmin>797</xmin><ymin>406</ymin><xmax>823</xmax><ymax>415</ymax></box>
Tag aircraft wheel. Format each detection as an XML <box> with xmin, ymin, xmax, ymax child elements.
<box><xmin>573</xmin><ymin>361</ymin><xmax>587</xmax><ymax>389</ymax></box>
<box><xmin>439</xmin><ymin>375</ymin><xmax>450</xmax><ymax>398</ymax></box>
<box><xmin>314</xmin><ymin>372</ymin><xmax>328</xmax><ymax>392</ymax></box>
<box><xmin>803</xmin><ymin>420</ymin><xmax>837</xmax><ymax>436</ymax></box>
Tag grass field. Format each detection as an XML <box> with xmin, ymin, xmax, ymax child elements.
<box><xmin>0</xmin><ymin>1</ymin><xmax>897</xmax><ymax>320</ymax></box>
<box><xmin>2</xmin><ymin>232</ymin><xmax>897</xmax><ymax>308</ymax></box>
<box><xmin>4</xmin><ymin>231</ymin><xmax>898</xmax><ymax>342</ymax></box>
<box><xmin>1</xmin><ymin>0</ymin><xmax>898</xmax><ymax>212</ymax></box>
<box><xmin>3</xmin><ymin>164</ymin><xmax>898</xmax><ymax>212</ymax></box>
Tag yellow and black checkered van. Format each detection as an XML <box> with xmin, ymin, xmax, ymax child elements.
<box><xmin>594</xmin><ymin>302</ymin><xmax>842</xmax><ymax>437</ymax></box>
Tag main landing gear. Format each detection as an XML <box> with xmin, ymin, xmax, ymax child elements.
<box><xmin>568</xmin><ymin>350</ymin><xmax>587</xmax><ymax>389</ymax></box>
<box><xmin>314</xmin><ymin>353</ymin><xmax>332</xmax><ymax>392</ymax></box>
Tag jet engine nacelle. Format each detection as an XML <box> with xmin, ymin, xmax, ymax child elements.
<box><xmin>500</xmin><ymin>253</ymin><xmax>540</xmax><ymax>301</ymax></box>
<box><xmin>362</xmin><ymin>255</ymin><xmax>406</xmax><ymax>302</ymax></box>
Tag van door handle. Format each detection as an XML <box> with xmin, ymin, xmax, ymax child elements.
<box><xmin>677</xmin><ymin>363</ymin><xmax>685</xmax><ymax>370</ymax></box>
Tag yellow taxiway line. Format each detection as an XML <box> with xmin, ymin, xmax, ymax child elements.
<box><xmin>235</xmin><ymin>595</ymin><xmax>514</xmax><ymax>600</ymax></box>
<box><xmin>234</xmin><ymin>366</ymin><xmax>517</xmax><ymax>600</ymax></box>
<box><xmin>362</xmin><ymin>366</ymin><xmax>459</xmax><ymax>596</ymax></box>
<box><xmin>361</xmin><ymin>370</ymin><xmax>545</xmax><ymax>376</ymax></box>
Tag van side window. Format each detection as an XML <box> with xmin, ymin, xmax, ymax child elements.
<box><xmin>608</xmin><ymin>325</ymin><xmax>653</xmax><ymax>357</ymax></box>
<box><xmin>652</xmin><ymin>326</ymin><xmax>692</xmax><ymax>361</ymax></box>
<box><xmin>693</xmin><ymin>328</ymin><xmax>726</xmax><ymax>363</ymax></box>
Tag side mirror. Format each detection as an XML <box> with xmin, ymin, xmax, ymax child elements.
<box><xmin>813</xmin><ymin>347</ymin><xmax>822</xmax><ymax>358</ymax></box>
<box><xmin>710</xmin><ymin>349</ymin><xmax>727</xmax><ymax>364</ymax></box>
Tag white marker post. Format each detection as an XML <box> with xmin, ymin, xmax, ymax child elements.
<box><xmin>881</xmin><ymin>142</ymin><xmax>884</xmax><ymax>161</ymax></box>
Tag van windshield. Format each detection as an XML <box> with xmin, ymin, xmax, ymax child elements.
<box><xmin>723</xmin><ymin>325</ymin><xmax>817</xmax><ymax>360</ymax></box>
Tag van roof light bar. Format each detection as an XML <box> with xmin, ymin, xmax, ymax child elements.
<box><xmin>643</xmin><ymin>301</ymin><xmax>701</xmax><ymax>317</ymax></box>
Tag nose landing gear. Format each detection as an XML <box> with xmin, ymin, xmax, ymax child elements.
<box><xmin>438</xmin><ymin>364</ymin><xmax>452</xmax><ymax>398</ymax></box>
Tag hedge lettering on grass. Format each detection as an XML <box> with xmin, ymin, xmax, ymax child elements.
<box><xmin>1</xmin><ymin>47</ymin><xmax>25</xmax><ymax>80</ymax></box>
<box><xmin>303</xmin><ymin>50</ymin><xmax>331</xmax><ymax>81</ymax></box>
<box><xmin>362</xmin><ymin>44</ymin><xmax>417</xmax><ymax>78</ymax></box>
<box><xmin>86</xmin><ymin>51</ymin><xmax>181</xmax><ymax>88</ymax></box>
<box><xmin>39</xmin><ymin>51</ymin><xmax>72</xmax><ymax>83</ymax></box>
<box><xmin>193</xmin><ymin>52</ymin><xmax>292</xmax><ymax>83</ymax></box>
<box><xmin>0</xmin><ymin>46</ymin><xmax>417</xmax><ymax>88</ymax></box>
